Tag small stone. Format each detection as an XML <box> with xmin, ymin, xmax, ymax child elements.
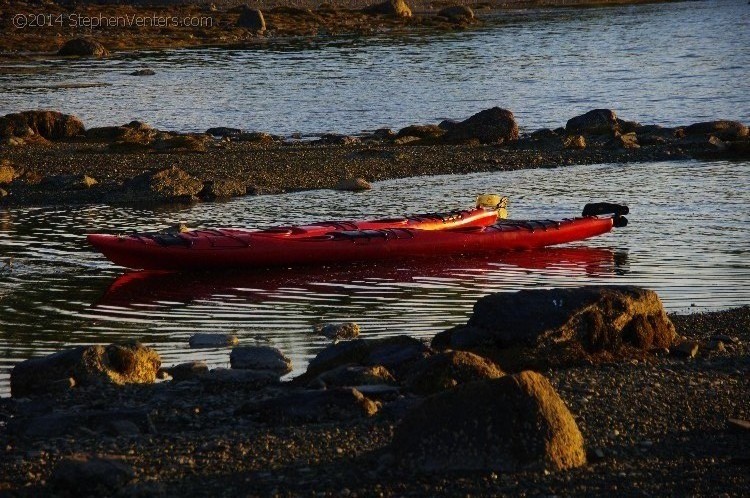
<box><xmin>727</xmin><ymin>418</ymin><xmax>750</xmax><ymax>431</ymax></box>
<box><xmin>707</xmin><ymin>340</ymin><xmax>726</xmax><ymax>352</ymax></box>
<box><xmin>0</xmin><ymin>188</ymin><xmax>8</xmax><ymax>198</ymax></box>
<box><xmin>188</xmin><ymin>333</ymin><xmax>239</xmax><ymax>348</ymax></box>
<box><xmin>672</xmin><ymin>340</ymin><xmax>699</xmax><ymax>358</ymax></box>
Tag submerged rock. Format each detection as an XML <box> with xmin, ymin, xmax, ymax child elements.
<box><xmin>432</xmin><ymin>286</ymin><xmax>677</xmax><ymax>370</ymax></box>
<box><xmin>57</xmin><ymin>38</ymin><xmax>110</xmax><ymax>57</ymax></box>
<box><xmin>129</xmin><ymin>68</ymin><xmax>156</xmax><ymax>76</ymax></box>
<box><xmin>442</xmin><ymin>107</ymin><xmax>519</xmax><ymax>144</ymax></box>
<box><xmin>314</xmin><ymin>322</ymin><xmax>361</xmax><ymax>340</ymax></box>
<box><xmin>391</xmin><ymin>371</ymin><xmax>587</xmax><ymax>472</ymax></box>
<box><xmin>403</xmin><ymin>350</ymin><xmax>504</xmax><ymax>395</ymax></box>
<box><xmin>189</xmin><ymin>333</ymin><xmax>239</xmax><ymax>348</ymax></box>
<box><xmin>10</xmin><ymin>341</ymin><xmax>161</xmax><ymax>397</ymax></box>
<box><xmin>230</xmin><ymin>345</ymin><xmax>292</xmax><ymax>375</ymax></box>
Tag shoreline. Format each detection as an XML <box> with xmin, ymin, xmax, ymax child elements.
<box><xmin>0</xmin><ymin>0</ymin><xmax>683</xmax><ymax>60</ymax></box>
<box><xmin>1</xmin><ymin>299</ymin><xmax>748</xmax><ymax>496</ymax></box>
<box><xmin>1</xmin><ymin>107</ymin><xmax>748</xmax><ymax>208</ymax></box>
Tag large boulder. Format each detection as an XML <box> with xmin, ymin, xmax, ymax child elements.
<box><xmin>404</xmin><ymin>350</ymin><xmax>504</xmax><ymax>395</ymax></box>
<box><xmin>442</xmin><ymin>107</ymin><xmax>519</xmax><ymax>144</ymax></box>
<box><xmin>237</xmin><ymin>6</ymin><xmax>266</xmax><ymax>31</ymax></box>
<box><xmin>566</xmin><ymin>109</ymin><xmax>618</xmax><ymax>135</ymax></box>
<box><xmin>363</xmin><ymin>0</ymin><xmax>412</xmax><ymax>17</ymax></box>
<box><xmin>230</xmin><ymin>345</ymin><xmax>292</xmax><ymax>375</ymax></box>
<box><xmin>391</xmin><ymin>371</ymin><xmax>586</xmax><ymax>472</ymax></box>
<box><xmin>432</xmin><ymin>286</ymin><xmax>677</xmax><ymax>369</ymax></box>
<box><xmin>10</xmin><ymin>342</ymin><xmax>161</xmax><ymax>397</ymax></box>
<box><xmin>0</xmin><ymin>111</ymin><xmax>85</xmax><ymax>140</ymax></box>
<box><xmin>683</xmin><ymin>120</ymin><xmax>749</xmax><ymax>140</ymax></box>
<box><xmin>116</xmin><ymin>166</ymin><xmax>204</xmax><ymax>204</ymax></box>
<box><xmin>57</xmin><ymin>38</ymin><xmax>110</xmax><ymax>57</ymax></box>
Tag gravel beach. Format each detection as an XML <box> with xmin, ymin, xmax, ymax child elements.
<box><xmin>0</xmin><ymin>304</ymin><xmax>747</xmax><ymax>496</ymax></box>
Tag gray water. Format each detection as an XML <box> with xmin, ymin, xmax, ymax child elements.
<box><xmin>0</xmin><ymin>160</ymin><xmax>749</xmax><ymax>394</ymax></box>
<box><xmin>1</xmin><ymin>0</ymin><xmax>749</xmax><ymax>135</ymax></box>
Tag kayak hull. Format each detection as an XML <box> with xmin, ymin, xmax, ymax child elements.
<box><xmin>88</xmin><ymin>217</ymin><xmax>615</xmax><ymax>271</ymax></box>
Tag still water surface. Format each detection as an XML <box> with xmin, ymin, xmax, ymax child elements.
<box><xmin>0</xmin><ymin>160</ymin><xmax>748</xmax><ymax>394</ymax></box>
<box><xmin>1</xmin><ymin>0</ymin><xmax>748</xmax><ymax>135</ymax></box>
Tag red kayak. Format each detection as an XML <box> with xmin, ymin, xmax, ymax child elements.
<box><xmin>88</xmin><ymin>203</ymin><xmax>628</xmax><ymax>271</ymax></box>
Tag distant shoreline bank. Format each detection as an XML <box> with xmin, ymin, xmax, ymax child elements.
<box><xmin>0</xmin><ymin>0</ymin><xmax>683</xmax><ymax>59</ymax></box>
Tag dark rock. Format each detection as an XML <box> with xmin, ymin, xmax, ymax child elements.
<box><xmin>237</xmin><ymin>6</ymin><xmax>266</xmax><ymax>31</ymax></box>
<box><xmin>117</xmin><ymin>166</ymin><xmax>204</xmax><ymax>204</ymax></box>
<box><xmin>85</xmin><ymin>121</ymin><xmax>154</xmax><ymax>142</ymax></box>
<box><xmin>672</xmin><ymin>340</ymin><xmax>699</xmax><ymax>358</ymax></box>
<box><xmin>707</xmin><ymin>339</ymin><xmax>725</xmax><ymax>352</ymax></box>
<box><xmin>151</xmin><ymin>134</ymin><xmax>208</xmax><ymax>153</ymax></box>
<box><xmin>392</xmin><ymin>371</ymin><xmax>587</xmax><ymax>471</ymax></box>
<box><xmin>57</xmin><ymin>38</ymin><xmax>109</xmax><ymax>57</ymax></box>
<box><xmin>200</xmin><ymin>368</ymin><xmax>279</xmax><ymax>388</ymax></box>
<box><xmin>396</xmin><ymin>124</ymin><xmax>445</xmax><ymax>139</ymax></box>
<box><xmin>50</xmin><ymin>455</ymin><xmax>135</xmax><ymax>495</ymax></box>
<box><xmin>10</xmin><ymin>342</ymin><xmax>161</xmax><ymax>397</ymax></box>
<box><xmin>566</xmin><ymin>109</ymin><xmax>618</xmax><ymax>135</ymax></box>
<box><xmin>727</xmin><ymin>418</ymin><xmax>750</xmax><ymax>432</ymax></box>
<box><xmin>188</xmin><ymin>333</ymin><xmax>239</xmax><ymax>348</ymax></box>
<box><xmin>206</xmin><ymin>127</ymin><xmax>242</xmax><ymax>137</ymax></box>
<box><xmin>684</xmin><ymin>120</ymin><xmax>748</xmax><ymax>140</ymax></box>
<box><xmin>438</xmin><ymin>119</ymin><xmax>459</xmax><ymax>131</ymax></box>
<box><xmin>236</xmin><ymin>131</ymin><xmax>280</xmax><ymax>143</ymax></box>
<box><xmin>129</xmin><ymin>68</ymin><xmax>155</xmax><ymax>76</ymax></box>
<box><xmin>0</xmin><ymin>110</ymin><xmax>85</xmax><ymax>140</ymax></box>
<box><xmin>236</xmin><ymin>388</ymin><xmax>379</xmax><ymax>424</ymax></box>
<box><xmin>363</xmin><ymin>0</ymin><xmax>412</xmax><ymax>17</ymax></box>
<box><xmin>316</xmin><ymin>133</ymin><xmax>361</xmax><ymax>145</ymax></box>
<box><xmin>404</xmin><ymin>350</ymin><xmax>504</xmax><ymax>395</ymax></box>
<box><xmin>393</xmin><ymin>135</ymin><xmax>422</xmax><ymax>145</ymax></box>
<box><xmin>314</xmin><ymin>322</ymin><xmax>361</xmax><ymax>340</ymax></box>
<box><xmin>313</xmin><ymin>364</ymin><xmax>396</xmax><ymax>388</ymax></box>
<box><xmin>442</xmin><ymin>107</ymin><xmax>519</xmax><ymax>144</ymax></box>
<box><xmin>40</xmin><ymin>174</ymin><xmax>98</xmax><ymax>190</ymax></box>
<box><xmin>335</xmin><ymin>177</ymin><xmax>371</xmax><ymax>191</ymax></box>
<box><xmin>306</xmin><ymin>335</ymin><xmax>430</xmax><ymax>379</ymax></box>
<box><xmin>200</xmin><ymin>179</ymin><xmax>247</xmax><ymax>200</ymax></box>
<box><xmin>15</xmin><ymin>409</ymin><xmax>155</xmax><ymax>438</ymax></box>
<box><xmin>165</xmin><ymin>361</ymin><xmax>209</xmax><ymax>381</ymax></box>
<box><xmin>438</xmin><ymin>5</ymin><xmax>474</xmax><ymax>22</ymax></box>
<box><xmin>230</xmin><ymin>345</ymin><xmax>292</xmax><ymax>375</ymax></box>
<box><xmin>616</xmin><ymin>118</ymin><xmax>641</xmax><ymax>134</ymax></box>
<box><xmin>371</xmin><ymin>128</ymin><xmax>397</xmax><ymax>139</ymax></box>
<box><xmin>432</xmin><ymin>286</ymin><xmax>677</xmax><ymax>370</ymax></box>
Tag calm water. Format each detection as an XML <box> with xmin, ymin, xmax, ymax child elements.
<box><xmin>0</xmin><ymin>0</ymin><xmax>748</xmax><ymax>135</ymax></box>
<box><xmin>0</xmin><ymin>160</ymin><xmax>749</xmax><ymax>394</ymax></box>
